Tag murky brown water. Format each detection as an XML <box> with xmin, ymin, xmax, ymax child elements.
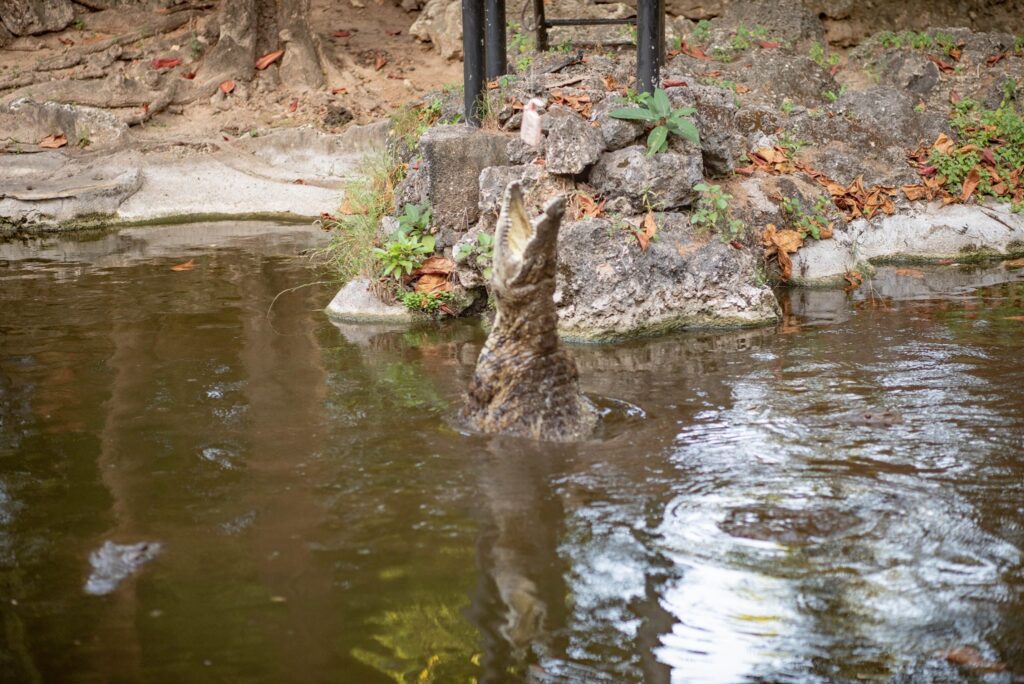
<box><xmin>2</xmin><ymin>224</ymin><xmax>1024</xmax><ymax>683</ymax></box>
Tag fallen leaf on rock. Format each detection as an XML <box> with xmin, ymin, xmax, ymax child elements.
<box><xmin>844</xmin><ymin>270</ymin><xmax>863</xmax><ymax>290</ymax></box>
<box><xmin>949</xmin><ymin>89</ymin><xmax>961</xmax><ymax>104</ymax></box>
<box><xmin>550</xmin><ymin>89</ymin><xmax>592</xmax><ymax>117</ymax></box>
<box><xmin>894</xmin><ymin>268</ymin><xmax>925</xmax><ymax>278</ymax></box>
<box><xmin>412</xmin><ymin>256</ymin><xmax>455</xmax><ymax>277</ymax></box>
<box><xmin>1002</xmin><ymin>258</ymin><xmax>1024</xmax><ymax>268</ymax></box>
<box><xmin>170</xmin><ymin>259</ymin><xmax>195</xmax><ymax>272</ymax></box>
<box><xmin>288</xmin><ymin>100</ymin><xmax>298</xmax><ymax>113</ymax></box>
<box><xmin>374</xmin><ymin>54</ymin><xmax>387</xmax><ymax>71</ymax></box>
<box><xmin>734</xmin><ymin>165</ymin><xmax>756</xmax><ymax>175</ymax></box>
<box><xmin>385</xmin><ymin>29</ymin><xmax>401</xmax><ymax>36</ymax></box>
<box><xmin>932</xmin><ymin>133</ymin><xmax>956</xmax><ymax>155</ymax></box>
<box><xmin>633</xmin><ymin>211</ymin><xmax>658</xmax><ymax>252</ymax></box>
<box><xmin>669</xmin><ymin>42</ymin><xmax>711</xmax><ymax>60</ymax></box>
<box><xmin>662</xmin><ymin>79</ymin><xmax>688</xmax><ymax>87</ymax></box>
<box><xmin>331</xmin><ymin>87</ymin><xmax>348</xmax><ymax>95</ymax></box>
<box><xmin>902</xmin><ymin>184</ymin><xmax>931</xmax><ymax>201</ymax></box>
<box><xmin>1002</xmin><ymin>316</ymin><xmax>1024</xmax><ymax>321</ymax></box>
<box><xmin>39</xmin><ymin>134</ymin><xmax>67</xmax><ymax>149</ymax></box>
<box><xmin>729</xmin><ymin>240</ymin><xmax>743</xmax><ymax>249</ymax></box>
<box><xmin>735</xmin><ymin>84</ymin><xmax>750</xmax><ymax>93</ymax></box>
<box><xmin>255</xmin><ymin>49</ymin><xmax>284</xmax><ymax>70</ymax></box>
<box><xmin>319</xmin><ymin>212</ymin><xmax>337</xmax><ymax>223</ymax></box>
<box><xmin>58</xmin><ymin>36</ymin><xmax>74</xmax><ymax>46</ymax></box>
<box><xmin>150</xmin><ymin>57</ymin><xmax>182</xmax><ymax>70</ymax></box>
<box><xmin>980</xmin><ymin>147</ymin><xmax>997</xmax><ymax>166</ymax></box>
<box><xmin>927</xmin><ymin>55</ymin><xmax>954</xmax><ymax>73</ymax></box>
<box><xmin>219</xmin><ymin>80</ymin><xmax>235</xmax><ymax>94</ymax></box>
<box><xmin>942</xmin><ymin>646</ymin><xmax>1006</xmax><ymax>672</ymax></box>
<box><xmin>182</xmin><ymin>71</ymin><xmax>196</xmax><ymax>80</ymax></box>
<box><xmin>985</xmin><ymin>52</ymin><xmax>1006</xmax><ymax>66</ymax></box>
<box><xmin>413</xmin><ymin>273</ymin><xmax>452</xmax><ymax>293</ymax></box>
<box><xmin>332</xmin><ymin>30</ymin><xmax>352</xmax><ymax>38</ymax></box>
<box><xmin>960</xmin><ymin>167</ymin><xmax>981</xmax><ymax>202</ymax></box>
<box><xmin>758</xmin><ymin>41</ymin><xmax>780</xmax><ymax>49</ymax></box>
<box><xmin>292</xmin><ymin>178</ymin><xmax>306</xmax><ymax>184</ymax></box>
<box><xmin>574</xmin><ymin>192</ymin><xmax>606</xmax><ymax>219</ymax></box>
<box><xmin>762</xmin><ymin>224</ymin><xmax>803</xmax><ymax>281</ymax></box>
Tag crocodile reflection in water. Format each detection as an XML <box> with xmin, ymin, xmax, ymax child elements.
<box><xmin>462</xmin><ymin>182</ymin><xmax>598</xmax><ymax>442</ymax></box>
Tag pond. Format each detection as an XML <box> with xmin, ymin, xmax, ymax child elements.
<box><xmin>1</xmin><ymin>223</ymin><xmax>1023</xmax><ymax>683</ymax></box>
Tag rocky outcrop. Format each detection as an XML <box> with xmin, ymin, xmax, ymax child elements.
<box><xmin>0</xmin><ymin>0</ymin><xmax>74</xmax><ymax>36</ymax></box>
<box><xmin>420</xmin><ymin>125</ymin><xmax>509</xmax><ymax>231</ymax></box>
<box><xmin>555</xmin><ymin>214</ymin><xmax>781</xmax><ymax>341</ymax></box>
<box><xmin>589</xmin><ymin>145</ymin><xmax>704</xmax><ymax>211</ymax></box>
<box><xmin>325</xmin><ymin>278</ymin><xmax>416</xmax><ymax>322</ymax></box>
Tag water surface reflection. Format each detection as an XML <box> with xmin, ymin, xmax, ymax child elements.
<box><xmin>1</xmin><ymin>229</ymin><xmax>1023</xmax><ymax>682</ymax></box>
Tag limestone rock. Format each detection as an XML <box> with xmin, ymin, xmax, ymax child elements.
<box><xmin>555</xmin><ymin>215</ymin><xmax>780</xmax><ymax>341</ymax></box>
<box><xmin>409</xmin><ymin>0</ymin><xmax>463</xmax><ymax>60</ymax></box>
<box><xmin>325</xmin><ymin>278</ymin><xmax>415</xmax><ymax>322</ymax></box>
<box><xmin>588</xmin><ymin>145</ymin><xmax>703</xmax><ymax>211</ymax></box>
<box><xmin>420</xmin><ymin>125</ymin><xmax>509</xmax><ymax>231</ymax></box>
<box><xmin>668</xmin><ymin>85</ymin><xmax>738</xmax><ymax>178</ymax></box>
<box><xmin>718</xmin><ymin>0</ymin><xmax>823</xmax><ymax>44</ymax></box>
<box><xmin>836</xmin><ymin>86</ymin><xmax>947</xmax><ymax>149</ymax></box>
<box><xmin>591</xmin><ymin>96</ymin><xmax>643</xmax><ymax>152</ymax></box>
<box><xmin>0</xmin><ymin>0</ymin><xmax>74</xmax><ymax>36</ymax></box>
<box><xmin>543</xmin><ymin>105</ymin><xmax>603</xmax><ymax>175</ymax></box>
<box><xmin>0</xmin><ymin>98</ymin><xmax>128</xmax><ymax>151</ymax></box>
<box><xmin>84</xmin><ymin>541</ymin><xmax>161</xmax><ymax>596</ymax></box>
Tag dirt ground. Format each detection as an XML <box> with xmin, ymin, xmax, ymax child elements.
<box><xmin>0</xmin><ymin>0</ymin><xmax>462</xmax><ymax>142</ymax></box>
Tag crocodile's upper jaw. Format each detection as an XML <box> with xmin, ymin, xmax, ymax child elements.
<box><xmin>493</xmin><ymin>182</ymin><xmax>565</xmax><ymax>298</ymax></box>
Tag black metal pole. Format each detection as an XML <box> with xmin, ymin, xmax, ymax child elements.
<box><xmin>636</xmin><ymin>0</ymin><xmax>659</xmax><ymax>94</ymax></box>
<box><xmin>463</xmin><ymin>0</ymin><xmax>485</xmax><ymax>126</ymax></box>
<box><xmin>656</xmin><ymin>0</ymin><xmax>666</xmax><ymax>66</ymax></box>
<box><xmin>485</xmin><ymin>0</ymin><xmax>507</xmax><ymax>79</ymax></box>
<box><xmin>532</xmin><ymin>0</ymin><xmax>547</xmax><ymax>52</ymax></box>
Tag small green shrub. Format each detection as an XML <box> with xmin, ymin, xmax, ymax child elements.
<box><xmin>397</xmin><ymin>201</ymin><xmax>431</xmax><ymax>236</ymax></box>
<box><xmin>691</xmin><ymin>182</ymin><xmax>745</xmax><ymax>242</ymax></box>
<box><xmin>610</xmin><ymin>88</ymin><xmax>700</xmax><ymax>156</ymax></box>
<box><xmin>781</xmin><ymin>195</ymin><xmax>831</xmax><ymax>240</ymax></box>
<box><xmin>692</xmin><ymin>19</ymin><xmax>711</xmax><ymax>44</ymax></box>
<box><xmin>932</xmin><ymin>97</ymin><xmax>1024</xmax><ymax>197</ymax></box>
<box><xmin>373</xmin><ymin>231</ymin><xmax>436</xmax><ymax>281</ymax></box>
<box><xmin>809</xmin><ymin>41</ymin><xmax>839</xmax><ymax>68</ymax></box>
<box><xmin>398</xmin><ymin>291</ymin><xmax>456</xmax><ymax>313</ymax></box>
<box><xmin>456</xmin><ymin>232</ymin><xmax>495</xmax><ymax>280</ymax></box>
<box><xmin>780</xmin><ymin>98</ymin><xmax>795</xmax><ymax>114</ymax></box>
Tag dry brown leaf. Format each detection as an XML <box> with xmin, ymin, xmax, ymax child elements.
<box><xmin>634</xmin><ymin>212</ymin><xmax>658</xmax><ymax>252</ymax></box>
<box><xmin>844</xmin><ymin>270</ymin><xmax>863</xmax><ymax>290</ymax></box>
<box><xmin>374</xmin><ymin>54</ymin><xmax>388</xmax><ymax>71</ymax></box>
<box><xmin>960</xmin><ymin>167</ymin><xmax>981</xmax><ymax>202</ymax></box>
<box><xmin>412</xmin><ymin>256</ymin><xmax>455</xmax><ymax>276</ymax></box>
<box><xmin>943</xmin><ymin>646</ymin><xmax>1006</xmax><ymax>672</ymax></box>
<box><xmin>902</xmin><ymin>184</ymin><xmax>931</xmax><ymax>201</ymax></box>
<box><xmin>1002</xmin><ymin>258</ymin><xmax>1024</xmax><ymax>268</ymax></box>
<box><xmin>1002</xmin><ymin>316</ymin><xmax>1024</xmax><ymax>321</ymax></box>
<box><xmin>933</xmin><ymin>133</ymin><xmax>956</xmax><ymax>155</ymax></box>
<box><xmin>735</xmin><ymin>84</ymin><xmax>750</xmax><ymax>93</ymax></box>
<box><xmin>413</xmin><ymin>273</ymin><xmax>452</xmax><ymax>293</ymax></box>
<box><xmin>39</xmin><ymin>134</ymin><xmax>67</xmax><ymax>149</ymax></box>
<box><xmin>255</xmin><ymin>49</ymin><xmax>284</xmax><ymax>70</ymax></box>
<box><xmin>219</xmin><ymin>80</ymin><xmax>235</xmax><ymax>94</ymax></box>
<box><xmin>170</xmin><ymin>259</ymin><xmax>195</xmax><ymax>272</ymax></box>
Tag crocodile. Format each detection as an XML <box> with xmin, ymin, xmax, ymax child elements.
<box><xmin>463</xmin><ymin>182</ymin><xmax>598</xmax><ymax>441</ymax></box>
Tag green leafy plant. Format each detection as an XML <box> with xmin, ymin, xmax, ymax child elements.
<box><xmin>730</xmin><ymin>24</ymin><xmax>768</xmax><ymax>51</ymax></box>
<box><xmin>398</xmin><ymin>291</ymin><xmax>456</xmax><ymax>313</ymax></box>
<box><xmin>691</xmin><ymin>182</ymin><xmax>745</xmax><ymax>242</ymax></box>
<box><xmin>780</xmin><ymin>98</ymin><xmax>795</xmax><ymax>114</ymax></box>
<box><xmin>610</xmin><ymin>88</ymin><xmax>700</xmax><ymax>156</ymax></box>
<box><xmin>776</xmin><ymin>133</ymin><xmax>807</xmax><ymax>158</ymax></box>
<box><xmin>781</xmin><ymin>195</ymin><xmax>831</xmax><ymax>240</ymax></box>
<box><xmin>373</xmin><ymin>231</ymin><xmax>436</xmax><ymax>281</ymax></box>
<box><xmin>190</xmin><ymin>35</ymin><xmax>204</xmax><ymax>60</ymax></box>
<box><xmin>1016</xmin><ymin>35</ymin><xmax>1024</xmax><ymax>55</ymax></box>
<box><xmin>823</xmin><ymin>85</ymin><xmax>847</xmax><ymax>103</ymax></box>
<box><xmin>878</xmin><ymin>31</ymin><xmax>902</xmax><ymax>48</ymax></box>
<box><xmin>692</xmin><ymin>19</ymin><xmax>711</xmax><ymax>44</ymax></box>
<box><xmin>456</xmin><ymin>232</ymin><xmax>495</xmax><ymax>279</ymax></box>
<box><xmin>934</xmin><ymin>32</ymin><xmax>957</xmax><ymax>55</ymax></box>
<box><xmin>397</xmin><ymin>201</ymin><xmax>432</xmax><ymax>236</ymax></box>
<box><xmin>809</xmin><ymin>41</ymin><xmax>839</xmax><ymax>68</ymax></box>
<box><xmin>932</xmin><ymin>97</ymin><xmax>1024</xmax><ymax>198</ymax></box>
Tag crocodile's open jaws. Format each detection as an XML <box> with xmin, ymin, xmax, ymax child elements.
<box><xmin>462</xmin><ymin>182</ymin><xmax>599</xmax><ymax>441</ymax></box>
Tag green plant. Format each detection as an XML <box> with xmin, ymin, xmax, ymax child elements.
<box><xmin>730</xmin><ymin>24</ymin><xmax>768</xmax><ymax>51</ymax></box>
<box><xmin>878</xmin><ymin>31</ymin><xmax>902</xmax><ymax>48</ymax></box>
<box><xmin>914</xmin><ymin>102</ymin><xmax>926</xmax><ymax>113</ymax></box>
<box><xmin>396</xmin><ymin>201</ymin><xmax>432</xmax><ymax>236</ymax></box>
<box><xmin>398</xmin><ymin>290</ymin><xmax>456</xmax><ymax>313</ymax></box>
<box><xmin>780</xmin><ymin>98</ymin><xmax>795</xmax><ymax>114</ymax></box>
<box><xmin>391</xmin><ymin>98</ymin><xmax>443</xmax><ymax>148</ymax></box>
<box><xmin>932</xmin><ymin>98</ymin><xmax>1024</xmax><ymax>198</ymax></box>
<box><xmin>691</xmin><ymin>182</ymin><xmax>745</xmax><ymax>242</ymax></box>
<box><xmin>809</xmin><ymin>41</ymin><xmax>839</xmax><ymax>68</ymax></box>
<box><xmin>823</xmin><ymin>85</ymin><xmax>847</xmax><ymax>103</ymax></box>
<box><xmin>190</xmin><ymin>35</ymin><xmax>204</xmax><ymax>60</ymax></box>
<box><xmin>711</xmin><ymin>46</ymin><xmax>735</xmax><ymax>62</ymax></box>
<box><xmin>313</xmin><ymin>151</ymin><xmax>405</xmax><ymax>283</ymax></box>
<box><xmin>776</xmin><ymin>133</ymin><xmax>807</xmax><ymax>157</ymax></box>
<box><xmin>610</xmin><ymin>88</ymin><xmax>700</xmax><ymax>156</ymax></box>
<box><xmin>456</xmin><ymin>231</ymin><xmax>495</xmax><ymax>279</ymax></box>
<box><xmin>909</xmin><ymin>32</ymin><xmax>933</xmax><ymax>49</ymax></box>
<box><xmin>934</xmin><ymin>32</ymin><xmax>956</xmax><ymax>55</ymax></box>
<box><xmin>77</xmin><ymin>130</ymin><xmax>91</xmax><ymax>148</ymax></box>
<box><xmin>73</xmin><ymin>18</ymin><xmax>84</xmax><ymax>31</ymax></box>
<box><xmin>553</xmin><ymin>39</ymin><xmax>574</xmax><ymax>54</ymax></box>
<box><xmin>781</xmin><ymin>195</ymin><xmax>831</xmax><ymax>240</ymax></box>
<box><xmin>1016</xmin><ymin>35</ymin><xmax>1024</xmax><ymax>55</ymax></box>
<box><xmin>373</xmin><ymin>231</ymin><xmax>436</xmax><ymax>281</ymax></box>
<box><xmin>692</xmin><ymin>19</ymin><xmax>711</xmax><ymax>44</ymax></box>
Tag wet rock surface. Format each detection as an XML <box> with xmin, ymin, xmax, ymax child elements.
<box><xmin>84</xmin><ymin>540</ymin><xmax>161</xmax><ymax>596</ymax></box>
